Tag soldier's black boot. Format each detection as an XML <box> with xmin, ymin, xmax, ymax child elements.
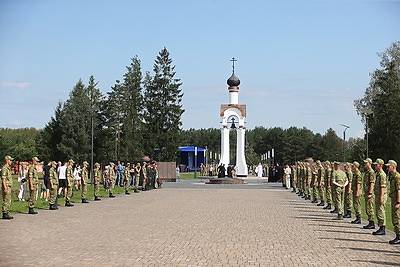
<box><xmin>65</xmin><ymin>201</ymin><xmax>74</xmax><ymax>207</ymax></box>
<box><xmin>28</xmin><ymin>208</ymin><xmax>38</xmax><ymax>214</ymax></box>
<box><xmin>372</xmin><ymin>226</ymin><xmax>386</xmax><ymax>235</ymax></box>
<box><xmin>317</xmin><ymin>201</ymin><xmax>325</xmax><ymax>206</ymax></box>
<box><xmin>134</xmin><ymin>189</ymin><xmax>139</xmax><ymax>193</ymax></box>
<box><xmin>323</xmin><ymin>203</ymin><xmax>332</xmax><ymax>210</ymax></box>
<box><xmin>311</xmin><ymin>198</ymin><xmax>318</xmax><ymax>203</ymax></box>
<box><xmin>49</xmin><ymin>204</ymin><xmax>58</xmax><ymax>210</ymax></box>
<box><xmin>330</xmin><ymin>208</ymin><xmax>338</xmax><ymax>213</ymax></box>
<box><xmin>351</xmin><ymin>216</ymin><xmax>361</xmax><ymax>224</ymax></box>
<box><xmin>82</xmin><ymin>199</ymin><xmax>89</xmax><ymax>203</ymax></box>
<box><xmin>94</xmin><ymin>196</ymin><xmax>101</xmax><ymax>201</ymax></box>
<box><xmin>125</xmin><ymin>191</ymin><xmax>131</xmax><ymax>195</ymax></box>
<box><xmin>2</xmin><ymin>212</ymin><xmax>13</xmax><ymax>219</ymax></box>
<box><xmin>389</xmin><ymin>234</ymin><xmax>400</xmax><ymax>245</ymax></box>
<box><xmin>363</xmin><ymin>221</ymin><xmax>375</xmax><ymax>229</ymax></box>
<box><xmin>343</xmin><ymin>210</ymin><xmax>351</xmax><ymax>218</ymax></box>
<box><xmin>109</xmin><ymin>193</ymin><xmax>116</xmax><ymax>198</ymax></box>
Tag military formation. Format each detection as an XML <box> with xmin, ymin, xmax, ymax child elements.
<box><xmin>291</xmin><ymin>158</ymin><xmax>400</xmax><ymax>245</ymax></box>
<box><xmin>1</xmin><ymin>156</ymin><xmax>160</xmax><ymax>218</ymax></box>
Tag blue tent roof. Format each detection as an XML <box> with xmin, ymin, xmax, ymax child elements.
<box><xmin>179</xmin><ymin>146</ymin><xmax>206</xmax><ymax>152</ymax></box>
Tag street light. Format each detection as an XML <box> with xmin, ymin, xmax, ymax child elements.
<box><xmin>360</xmin><ymin>108</ymin><xmax>373</xmax><ymax>158</ymax></box>
<box><xmin>340</xmin><ymin>124</ymin><xmax>350</xmax><ymax>162</ymax></box>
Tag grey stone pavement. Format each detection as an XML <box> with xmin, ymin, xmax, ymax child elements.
<box><xmin>1</xmin><ymin>177</ymin><xmax>399</xmax><ymax>266</ymax></box>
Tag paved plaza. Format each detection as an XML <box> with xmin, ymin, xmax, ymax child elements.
<box><xmin>1</xmin><ymin>178</ymin><xmax>399</xmax><ymax>266</ymax></box>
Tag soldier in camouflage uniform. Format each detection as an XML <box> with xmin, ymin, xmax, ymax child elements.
<box><xmin>331</xmin><ymin>162</ymin><xmax>348</xmax><ymax>220</ymax></box>
<box><xmin>316</xmin><ymin>160</ymin><xmax>325</xmax><ymax>206</ymax></box>
<box><xmin>93</xmin><ymin>163</ymin><xmax>101</xmax><ymax>201</ymax></box>
<box><xmin>372</xmin><ymin>158</ymin><xmax>387</xmax><ymax>235</ymax></box>
<box><xmin>49</xmin><ymin>161</ymin><xmax>59</xmax><ymax>210</ymax></box>
<box><xmin>108</xmin><ymin>162</ymin><xmax>116</xmax><ymax>198</ymax></box>
<box><xmin>363</xmin><ymin>158</ymin><xmax>376</xmax><ymax>230</ymax></box>
<box><xmin>2</xmin><ymin>156</ymin><xmax>14</xmax><ymax>219</ymax></box>
<box><xmin>343</xmin><ymin>162</ymin><xmax>353</xmax><ymax>218</ymax></box>
<box><xmin>323</xmin><ymin>161</ymin><xmax>332</xmax><ymax>210</ymax></box>
<box><xmin>81</xmin><ymin>161</ymin><xmax>90</xmax><ymax>203</ymax></box>
<box><xmin>386</xmin><ymin>160</ymin><xmax>400</xmax><ymax>244</ymax></box>
<box><xmin>311</xmin><ymin>163</ymin><xmax>318</xmax><ymax>203</ymax></box>
<box><xmin>27</xmin><ymin>157</ymin><xmax>40</xmax><ymax>214</ymax></box>
<box><xmin>134</xmin><ymin>162</ymin><xmax>141</xmax><ymax>193</ymax></box>
<box><xmin>124</xmin><ymin>162</ymin><xmax>131</xmax><ymax>194</ymax></box>
<box><xmin>351</xmin><ymin>162</ymin><xmax>363</xmax><ymax>224</ymax></box>
<box><xmin>65</xmin><ymin>159</ymin><xmax>75</xmax><ymax>207</ymax></box>
<box><xmin>141</xmin><ymin>162</ymin><xmax>148</xmax><ymax>191</ymax></box>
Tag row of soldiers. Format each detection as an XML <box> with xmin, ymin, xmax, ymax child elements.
<box><xmin>1</xmin><ymin>156</ymin><xmax>158</xmax><ymax>219</ymax></box>
<box><xmin>290</xmin><ymin>158</ymin><xmax>400</xmax><ymax>245</ymax></box>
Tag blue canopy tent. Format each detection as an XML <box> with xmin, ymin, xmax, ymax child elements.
<box><xmin>178</xmin><ymin>146</ymin><xmax>206</xmax><ymax>172</ymax></box>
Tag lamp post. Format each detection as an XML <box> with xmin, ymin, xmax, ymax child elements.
<box><xmin>340</xmin><ymin>124</ymin><xmax>350</xmax><ymax>162</ymax></box>
<box><xmin>360</xmin><ymin>108</ymin><xmax>373</xmax><ymax>158</ymax></box>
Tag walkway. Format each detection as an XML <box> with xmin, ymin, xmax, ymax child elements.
<box><xmin>0</xmin><ymin>178</ymin><xmax>399</xmax><ymax>266</ymax></box>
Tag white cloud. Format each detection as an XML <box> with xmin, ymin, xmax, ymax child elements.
<box><xmin>8</xmin><ymin>119</ymin><xmax>24</xmax><ymax>127</ymax></box>
<box><xmin>1</xmin><ymin>82</ymin><xmax>31</xmax><ymax>89</ymax></box>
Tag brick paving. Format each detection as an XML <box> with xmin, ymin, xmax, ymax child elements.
<box><xmin>0</xmin><ymin>178</ymin><xmax>399</xmax><ymax>266</ymax></box>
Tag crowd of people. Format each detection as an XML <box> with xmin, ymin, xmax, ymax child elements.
<box><xmin>1</xmin><ymin>156</ymin><xmax>161</xmax><ymax>219</ymax></box>
<box><xmin>286</xmin><ymin>158</ymin><xmax>400</xmax><ymax>245</ymax></box>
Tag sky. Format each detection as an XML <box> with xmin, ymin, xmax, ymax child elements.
<box><xmin>0</xmin><ymin>0</ymin><xmax>399</xmax><ymax>140</ymax></box>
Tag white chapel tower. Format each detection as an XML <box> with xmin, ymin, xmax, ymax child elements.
<box><xmin>219</xmin><ymin>58</ymin><xmax>248</xmax><ymax>177</ymax></box>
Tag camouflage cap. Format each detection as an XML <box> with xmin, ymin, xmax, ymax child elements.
<box><xmin>345</xmin><ymin>162</ymin><xmax>352</xmax><ymax>167</ymax></box>
<box><xmin>373</xmin><ymin>158</ymin><xmax>384</xmax><ymax>165</ymax></box>
<box><xmin>333</xmin><ymin>161</ymin><xmax>340</xmax><ymax>165</ymax></box>
<box><xmin>51</xmin><ymin>161</ymin><xmax>57</xmax><ymax>166</ymax></box>
<box><xmin>363</xmin><ymin>158</ymin><xmax>372</xmax><ymax>163</ymax></box>
<box><xmin>69</xmin><ymin>159</ymin><xmax>75</xmax><ymax>164</ymax></box>
<box><xmin>83</xmin><ymin>161</ymin><xmax>89</xmax><ymax>165</ymax></box>
<box><xmin>110</xmin><ymin>162</ymin><xmax>115</xmax><ymax>166</ymax></box>
<box><xmin>316</xmin><ymin>160</ymin><xmax>321</xmax><ymax>164</ymax></box>
<box><xmin>127</xmin><ymin>162</ymin><xmax>131</xmax><ymax>166</ymax></box>
<box><xmin>352</xmin><ymin>161</ymin><xmax>360</xmax><ymax>167</ymax></box>
<box><xmin>5</xmin><ymin>155</ymin><xmax>14</xmax><ymax>161</ymax></box>
<box><xmin>325</xmin><ymin>161</ymin><xmax>331</xmax><ymax>165</ymax></box>
<box><xmin>385</xmin><ymin>160</ymin><xmax>397</xmax><ymax>167</ymax></box>
<box><xmin>32</xmin><ymin>156</ymin><xmax>40</xmax><ymax>162</ymax></box>
<box><xmin>94</xmin><ymin>162</ymin><xmax>100</xmax><ymax>167</ymax></box>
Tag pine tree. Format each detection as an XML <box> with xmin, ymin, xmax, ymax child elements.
<box><xmin>143</xmin><ymin>48</ymin><xmax>184</xmax><ymax>161</ymax></box>
<box><xmin>354</xmin><ymin>41</ymin><xmax>400</xmax><ymax>162</ymax></box>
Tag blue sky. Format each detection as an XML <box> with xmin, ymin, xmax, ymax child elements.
<box><xmin>0</xmin><ymin>0</ymin><xmax>399</xmax><ymax>140</ymax></box>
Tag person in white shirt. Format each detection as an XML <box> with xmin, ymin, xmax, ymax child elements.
<box><xmin>284</xmin><ymin>164</ymin><xmax>292</xmax><ymax>189</ymax></box>
<box><xmin>57</xmin><ymin>162</ymin><xmax>68</xmax><ymax>197</ymax></box>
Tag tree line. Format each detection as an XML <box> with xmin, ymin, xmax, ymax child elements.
<box><xmin>1</xmin><ymin>42</ymin><xmax>398</xmax><ymax>166</ymax></box>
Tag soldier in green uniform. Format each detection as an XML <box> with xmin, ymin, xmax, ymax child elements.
<box><xmin>108</xmin><ymin>162</ymin><xmax>116</xmax><ymax>198</ymax></box>
<box><xmin>386</xmin><ymin>160</ymin><xmax>400</xmax><ymax>244</ymax></box>
<box><xmin>351</xmin><ymin>162</ymin><xmax>363</xmax><ymax>224</ymax></box>
<box><xmin>93</xmin><ymin>163</ymin><xmax>101</xmax><ymax>201</ymax></box>
<box><xmin>343</xmin><ymin>162</ymin><xmax>353</xmax><ymax>218</ymax></box>
<box><xmin>81</xmin><ymin>161</ymin><xmax>90</xmax><ymax>203</ymax></box>
<box><xmin>49</xmin><ymin>161</ymin><xmax>59</xmax><ymax>210</ymax></box>
<box><xmin>363</xmin><ymin>158</ymin><xmax>376</xmax><ymax>229</ymax></box>
<box><xmin>296</xmin><ymin>162</ymin><xmax>303</xmax><ymax>196</ymax></box>
<box><xmin>316</xmin><ymin>160</ymin><xmax>325</xmax><ymax>206</ymax></box>
<box><xmin>125</xmin><ymin>162</ymin><xmax>131</xmax><ymax>194</ymax></box>
<box><xmin>134</xmin><ymin>162</ymin><xmax>141</xmax><ymax>193</ymax></box>
<box><xmin>311</xmin><ymin>163</ymin><xmax>318</xmax><ymax>203</ymax></box>
<box><xmin>27</xmin><ymin>157</ymin><xmax>40</xmax><ymax>214</ymax></box>
<box><xmin>323</xmin><ymin>161</ymin><xmax>332</xmax><ymax>210</ymax></box>
<box><xmin>372</xmin><ymin>158</ymin><xmax>387</xmax><ymax>235</ymax></box>
<box><xmin>2</xmin><ymin>155</ymin><xmax>14</xmax><ymax>219</ymax></box>
<box><xmin>331</xmin><ymin>162</ymin><xmax>348</xmax><ymax>220</ymax></box>
<box><xmin>141</xmin><ymin>162</ymin><xmax>148</xmax><ymax>191</ymax></box>
<box><xmin>65</xmin><ymin>159</ymin><xmax>75</xmax><ymax>207</ymax></box>
<box><xmin>304</xmin><ymin>163</ymin><xmax>312</xmax><ymax>200</ymax></box>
